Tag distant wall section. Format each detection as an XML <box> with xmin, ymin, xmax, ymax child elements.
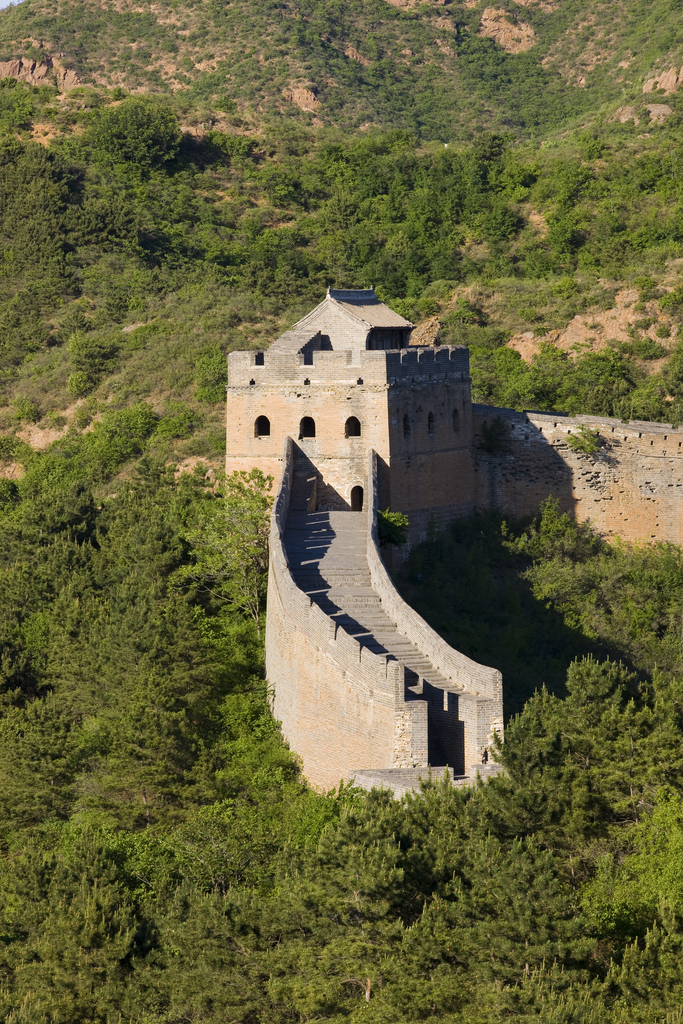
<box><xmin>473</xmin><ymin>405</ymin><xmax>683</xmax><ymax>544</ymax></box>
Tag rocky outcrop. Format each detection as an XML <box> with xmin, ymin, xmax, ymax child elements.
<box><xmin>0</xmin><ymin>57</ymin><xmax>80</xmax><ymax>90</ymax></box>
<box><xmin>643</xmin><ymin>67</ymin><xmax>682</xmax><ymax>94</ymax></box>
<box><xmin>613</xmin><ymin>105</ymin><xmax>640</xmax><ymax>125</ymax></box>
<box><xmin>283</xmin><ymin>86</ymin><xmax>320</xmax><ymax>112</ymax></box>
<box><xmin>478</xmin><ymin>7</ymin><xmax>536</xmax><ymax>54</ymax></box>
<box><xmin>646</xmin><ymin>103</ymin><xmax>672</xmax><ymax>124</ymax></box>
<box><xmin>344</xmin><ymin>46</ymin><xmax>370</xmax><ymax>66</ymax></box>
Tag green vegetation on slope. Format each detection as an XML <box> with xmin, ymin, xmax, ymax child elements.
<box><xmin>2</xmin><ymin>0</ymin><xmax>683</xmax><ymax>139</ymax></box>
<box><xmin>5</xmin><ymin>89</ymin><xmax>683</xmax><ymax>463</ymax></box>
<box><xmin>3</xmin><ymin>443</ymin><xmax>683</xmax><ymax>1019</ymax></box>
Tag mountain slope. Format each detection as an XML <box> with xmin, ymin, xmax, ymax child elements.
<box><xmin>0</xmin><ymin>0</ymin><xmax>682</xmax><ymax>138</ymax></box>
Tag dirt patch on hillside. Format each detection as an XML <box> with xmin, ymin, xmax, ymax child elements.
<box><xmin>646</xmin><ymin>104</ymin><xmax>672</xmax><ymax>124</ymax></box>
<box><xmin>478</xmin><ymin>8</ymin><xmax>536</xmax><ymax>53</ymax></box>
<box><xmin>174</xmin><ymin>457</ymin><xmax>220</xmax><ymax>482</ymax></box>
<box><xmin>613</xmin><ymin>105</ymin><xmax>640</xmax><ymax>125</ymax></box>
<box><xmin>506</xmin><ymin>288</ymin><xmax>676</xmax><ymax>368</ymax></box>
<box><xmin>409</xmin><ymin>316</ymin><xmax>441</xmax><ymax>347</ymax></box>
<box><xmin>513</xmin><ymin>0</ymin><xmax>557</xmax><ymax>9</ymax></box>
<box><xmin>283</xmin><ymin>87</ymin><xmax>320</xmax><ymax>112</ymax></box>
<box><xmin>344</xmin><ymin>46</ymin><xmax>371</xmax><ymax>66</ymax></box>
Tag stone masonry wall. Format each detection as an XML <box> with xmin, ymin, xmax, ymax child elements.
<box><xmin>366</xmin><ymin>449</ymin><xmax>503</xmax><ymax>772</ymax></box>
<box><xmin>266</xmin><ymin>437</ymin><xmax>429</xmax><ymax>791</ymax></box>
<box><xmin>227</xmin><ymin>345</ymin><xmax>475</xmax><ymax>540</ymax></box>
<box><xmin>472</xmin><ymin>405</ymin><xmax>683</xmax><ymax>544</ymax></box>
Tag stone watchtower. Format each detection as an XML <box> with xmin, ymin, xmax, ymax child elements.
<box><xmin>226</xmin><ymin>289</ymin><xmax>503</xmax><ymax>793</ymax></box>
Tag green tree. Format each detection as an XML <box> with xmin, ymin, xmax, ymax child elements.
<box><xmin>174</xmin><ymin>469</ymin><xmax>273</xmax><ymax>635</ymax></box>
<box><xmin>89</xmin><ymin>98</ymin><xmax>181</xmax><ymax>168</ymax></box>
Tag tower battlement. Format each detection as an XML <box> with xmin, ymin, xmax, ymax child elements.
<box><xmin>227</xmin><ymin>344</ymin><xmax>470</xmax><ymax>387</ymax></box>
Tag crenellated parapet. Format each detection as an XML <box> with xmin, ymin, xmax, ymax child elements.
<box><xmin>227</xmin><ymin>344</ymin><xmax>470</xmax><ymax>387</ymax></box>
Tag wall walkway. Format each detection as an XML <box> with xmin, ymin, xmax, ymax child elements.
<box><xmin>266</xmin><ymin>437</ymin><xmax>503</xmax><ymax>793</ymax></box>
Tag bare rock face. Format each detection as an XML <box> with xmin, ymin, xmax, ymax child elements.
<box><xmin>613</xmin><ymin>105</ymin><xmax>640</xmax><ymax>125</ymax></box>
<box><xmin>409</xmin><ymin>315</ymin><xmax>441</xmax><ymax>347</ymax></box>
<box><xmin>344</xmin><ymin>46</ymin><xmax>370</xmax><ymax>67</ymax></box>
<box><xmin>282</xmin><ymin>87</ymin><xmax>320</xmax><ymax>112</ymax></box>
<box><xmin>478</xmin><ymin>7</ymin><xmax>536</xmax><ymax>53</ymax></box>
<box><xmin>646</xmin><ymin>103</ymin><xmax>673</xmax><ymax>124</ymax></box>
<box><xmin>643</xmin><ymin>67</ymin><xmax>682</xmax><ymax>94</ymax></box>
<box><xmin>0</xmin><ymin>56</ymin><xmax>80</xmax><ymax>90</ymax></box>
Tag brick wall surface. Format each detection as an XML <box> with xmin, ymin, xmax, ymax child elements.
<box><xmin>472</xmin><ymin>405</ymin><xmax>683</xmax><ymax>544</ymax></box>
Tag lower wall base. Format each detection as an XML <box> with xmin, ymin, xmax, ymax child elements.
<box><xmin>266</xmin><ymin>560</ymin><xmax>397</xmax><ymax>792</ymax></box>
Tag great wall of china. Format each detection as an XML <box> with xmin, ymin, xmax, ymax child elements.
<box><xmin>226</xmin><ymin>289</ymin><xmax>683</xmax><ymax>793</ymax></box>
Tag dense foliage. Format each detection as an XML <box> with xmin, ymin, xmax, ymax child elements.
<box><xmin>4</xmin><ymin>89</ymin><xmax>683</xmax><ymax>452</ymax></box>
<box><xmin>3</xmin><ymin>449</ymin><xmax>683</xmax><ymax>1020</ymax></box>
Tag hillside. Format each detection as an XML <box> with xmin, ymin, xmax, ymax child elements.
<box><xmin>0</xmin><ymin>0</ymin><xmax>683</xmax><ymax>138</ymax></box>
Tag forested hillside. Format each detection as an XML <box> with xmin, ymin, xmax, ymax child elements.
<box><xmin>3</xmin><ymin>0</ymin><xmax>683</xmax><ymax>1020</ymax></box>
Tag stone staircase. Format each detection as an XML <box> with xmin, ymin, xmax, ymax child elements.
<box><xmin>284</xmin><ymin>467</ymin><xmax>456</xmax><ymax>702</ymax></box>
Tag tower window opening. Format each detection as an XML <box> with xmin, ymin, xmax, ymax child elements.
<box><xmin>345</xmin><ymin>416</ymin><xmax>361</xmax><ymax>437</ymax></box>
<box><xmin>428</xmin><ymin>412</ymin><xmax>435</xmax><ymax>436</ymax></box>
<box><xmin>255</xmin><ymin>415</ymin><xmax>270</xmax><ymax>437</ymax></box>
<box><xmin>453</xmin><ymin>408</ymin><xmax>460</xmax><ymax>433</ymax></box>
<box><xmin>254</xmin><ymin>351</ymin><xmax>264</xmax><ymax>366</ymax></box>
<box><xmin>299</xmin><ymin>416</ymin><xmax>316</xmax><ymax>439</ymax></box>
<box><xmin>351</xmin><ymin>485</ymin><xmax>364</xmax><ymax>512</ymax></box>
<box><xmin>403</xmin><ymin>414</ymin><xmax>410</xmax><ymax>438</ymax></box>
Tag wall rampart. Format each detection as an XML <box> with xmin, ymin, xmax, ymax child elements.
<box><xmin>266</xmin><ymin>437</ymin><xmax>431</xmax><ymax>789</ymax></box>
<box><xmin>472</xmin><ymin>405</ymin><xmax>683</xmax><ymax>545</ymax></box>
<box><xmin>366</xmin><ymin>449</ymin><xmax>503</xmax><ymax>708</ymax></box>
<box><xmin>227</xmin><ymin>345</ymin><xmax>469</xmax><ymax>387</ymax></box>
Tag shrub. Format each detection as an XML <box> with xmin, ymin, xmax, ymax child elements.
<box><xmin>68</xmin><ymin>331</ymin><xmax>119</xmax><ymax>374</ymax></box>
<box><xmin>567</xmin><ymin>425</ymin><xmax>599</xmax><ymax>454</ymax></box>
<box><xmin>14</xmin><ymin>397</ymin><xmax>40</xmax><ymax>423</ymax></box>
<box><xmin>89</xmin><ymin>98</ymin><xmax>181</xmax><ymax>168</ymax></box>
<box><xmin>195</xmin><ymin>348</ymin><xmax>228</xmax><ymax>403</ymax></box>
<box><xmin>0</xmin><ymin>434</ymin><xmax>17</xmax><ymax>460</ymax></box>
<box><xmin>67</xmin><ymin>371</ymin><xmax>92</xmax><ymax>397</ymax></box>
<box><xmin>81</xmin><ymin>403</ymin><xmax>158</xmax><ymax>478</ymax></box>
<box><xmin>378</xmin><ymin>509</ymin><xmax>409</xmax><ymax>547</ymax></box>
<box><xmin>156</xmin><ymin>405</ymin><xmax>201</xmax><ymax>440</ymax></box>
<box><xmin>0</xmin><ymin>477</ymin><xmax>19</xmax><ymax>506</ymax></box>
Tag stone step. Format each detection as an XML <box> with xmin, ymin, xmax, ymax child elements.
<box><xmin>282</xmin><ymin>507</ymin><xmax>463</xmax><ymax>705</ymax></box>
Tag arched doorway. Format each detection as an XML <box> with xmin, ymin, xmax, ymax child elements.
<box><xmin>299</xmin><ymin>416</ymin><xmax>316</xmax><ymax>439</ymax></box>
<box><xmin>350</xmin><ymin>486</ymin><xmax>364</xmax><ymax>512</ymax></box>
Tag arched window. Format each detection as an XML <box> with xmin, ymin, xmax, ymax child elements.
<box><xmin>345</xmin><ymin>416</ymin><xmax>361</xmax><ymax>437</ymax></box>
<box><xmin>428</xmin><ymin>412</ymin><xmax>435</xmax><ymax>436</ymax></box>
<box><xmin>403</xmin><ymin>414</ymin><xmax>411</xmax><ymax>438</ymax></box>
<box><xmin>453</xmin><ymin>408</ymin><xmax>460</xmax><ymax>433</ymax></box>
<box><xmin>299</xmin><ymin>416</ymin><xmax>316</xmax><ymax>439</ymax></box>
<box><xmin>351</xmin><ymin>486</ymin><xmax>364</xmax><ymax>512</ymax></box>
<box><xmin>254</xmin><ymin>415</ymin><xmax>270</xmax><ymax>437</ymax></box>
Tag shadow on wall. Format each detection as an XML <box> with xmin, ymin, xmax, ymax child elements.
<box><xmin>472</xmin><ymin>407</ymin><xmax>578</xmax><ymax>520</ymax></box>
<box><xmin>290</xmin><ymin>442</ymin><xmax>364</xmax><ymax>513</ymax></box>
<box><xmin>395</xmin><ymin>511</ymin><xmax>611</xmax><ymax>718</ymax></box>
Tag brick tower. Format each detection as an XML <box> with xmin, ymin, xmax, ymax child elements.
<box><xmin>226</xmin><ymin>288</ymin><xmax>476</xmax><ymax>541</ymax></box>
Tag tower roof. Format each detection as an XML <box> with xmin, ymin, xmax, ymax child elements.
<box><xmin>324</xmin><ymin>288</ymin><xmax>414</xmax><ymax>329</ymax></box>
<box><xmin>269</xmin><ymin>288</ymin><xmax>413</xmax><ymax>353</ymax></box>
